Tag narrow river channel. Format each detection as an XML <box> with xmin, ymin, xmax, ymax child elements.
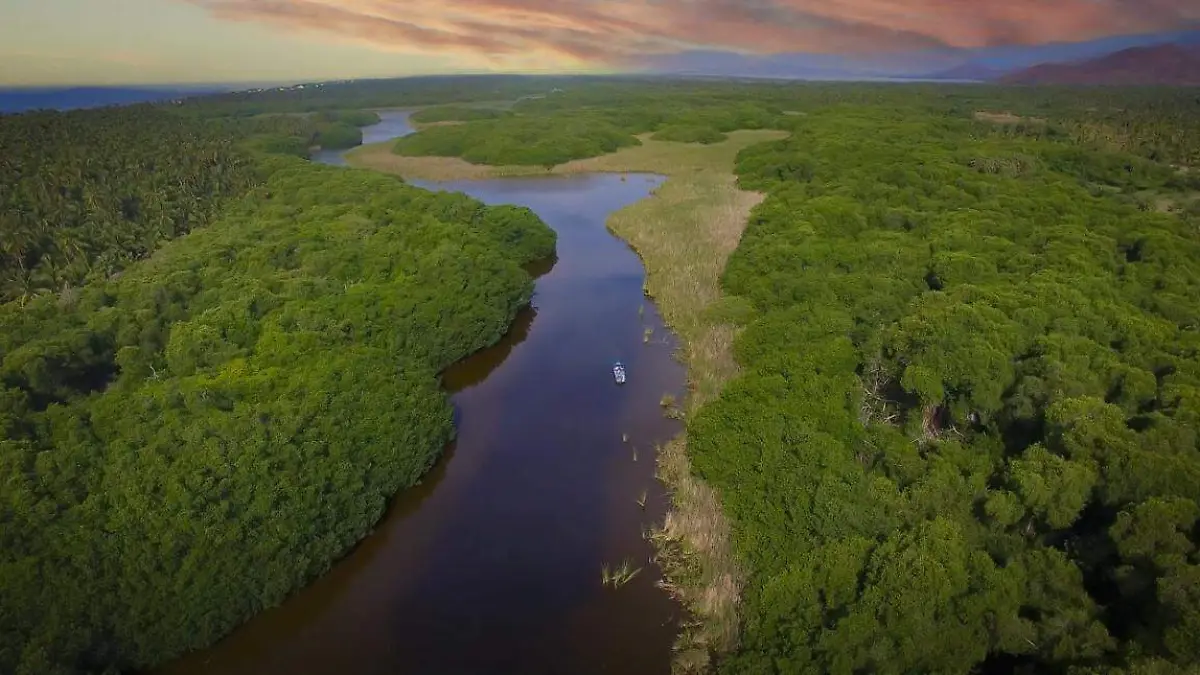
<box><xmin>162</xmin><ymin>111</ymin><xmax>687</xmax><ymax>675</ymax></box>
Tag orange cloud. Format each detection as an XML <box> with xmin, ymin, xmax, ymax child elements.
<box><xmin>184</xmin><ymin>0</ymin><xmax>1200</xmax><ymax>66</ymax></box>
<box><xmin>776</xmin><ymin>0</ymin><xmax>1199</xmax><ymax>49</ymax></box>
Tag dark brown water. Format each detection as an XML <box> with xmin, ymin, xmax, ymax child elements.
<box><xmin>161</xmin><ymin>116</ymin><xmax>687</xmax><ymax>675</ymax></box>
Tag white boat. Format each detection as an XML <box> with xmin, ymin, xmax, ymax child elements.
<box><xmin>613</xmin><ymin>362</ymin><xmax>627</xmax><ymax>385</ymax></box>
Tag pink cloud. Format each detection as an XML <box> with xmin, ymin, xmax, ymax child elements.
<box><xmin>184</xmin><ymin>0</ymin><xmax>1200</xmax><ymax>66</ymax></box>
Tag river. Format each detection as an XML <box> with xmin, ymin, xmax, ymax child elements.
<box><xmin>162</xmin><ymin>110</ymin><xmax>687</xmax><ymax>674</ymax></box>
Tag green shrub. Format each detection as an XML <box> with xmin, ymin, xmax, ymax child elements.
<box><xmin>394</xmin><ymin>115</ymin><xmax>639</xmax><ymax>167</ymax></box>
<box><xmin>410</xmin><ymin>106</ymin><xmax>506</xmax><ymax>124</ymax></box>
<box><xmin>651</xmin><ymin>125</ymin><xmax>727</xmax><ymax>144</ymax></box>
<box><xmin>314</xmin><ymin>121</ymin><xmax>363</xmax><ymax>149</ymax></box>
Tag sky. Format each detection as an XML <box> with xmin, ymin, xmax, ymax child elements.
<box><xmin>1</xmin><ymin>0</ymin><xmax>1198</xmax><ymax>86</ymax></box>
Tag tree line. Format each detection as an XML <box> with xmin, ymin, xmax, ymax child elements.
<box><xmin>391</xmin><ymin>87</ymin><xmax>782</xmax><ymax>166</ymax></box>
<box><xmin>375</xmin><ymin>81</ymin><xmax>1200</xmax><ymax>174</ymax></box>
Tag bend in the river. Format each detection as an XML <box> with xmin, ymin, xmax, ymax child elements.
<box><xmin>162</xmin><ymin>110</ymin><xmax>687</xmax><ymax>675</ymax></box>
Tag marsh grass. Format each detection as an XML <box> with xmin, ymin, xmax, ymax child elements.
<box><xmin>409</xmin><ymin>120</ymin><xmax>466</xmax><ymax>130</ymax></box>
<box><xmin>346</xmin><ymin>131</ymin><xmax>785</xmax><ymax>190</ymax></box>
<box><xmin>637</xmin><ymin>490</ymin><xmax>648</xmax><ymax>509</ymax></box>
<box><xmin>973</xmin><ymin>110</ymin><xmax>1047</xmax><ymax>126</ymax></box>
<box><xmin>593</xmin><ymin>132</ymin><xmax>786</xmax><ymax>671</ymax></box>
<box><xmin>601</xmin><ymin>559</ymin><xmax>642</xmax><ymax>589</ymax></box>
<box><xmin>350</xmin><ymin>129</ymin><xmax>788</xmax><ymax>672</ymax></box>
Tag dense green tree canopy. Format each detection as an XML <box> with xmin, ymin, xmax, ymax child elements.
<box><xmin>0</xmin><ymin>107</ymin><xmax>257</xmax><ymax>304</ymax></box>
<box><xmin>0</xmin><ymin>107</ymin><xmax>553</xmax><ymax>675</ymax></box>
<box><xmin>314</xmin><ymin>109</ymin><xmax>381</xmax><ymax>127</ymax></box>
<box><xmin>0</xmin><ymin>107</ymin><xmax>397</xmax><ymax>305</ymax></box>
<box><xmin>688</xmin><ymin>96</ymin><xmax>1200</xmax><ymax>674</ymax></box>
<box><xmin>3</xmin><ymin>77</ymin><xmax>1199</xmax><ymax>675</ymax></box>
<box><xmin>650</xmin><ymin>125</ymin><xmax>728</xmax><ymax>144</ymax></box>
<box><xmin>312</xmin><ymin>121</ymin><xmax>363</xmax><ymax>150</ymax></box>
<box><xmin>394</xmin><ymin>113</ymin><xmax>642</xmax><ymax>167</ymax></box>
<box><xmin>391</xmin><ymin>88</ymin><xmax>785</xmax><ymax>167</ymax></box>
<box><xmin>409</xmin><ymin>105</ymin><xmax>507</xmax><ymax>124</ymax></box>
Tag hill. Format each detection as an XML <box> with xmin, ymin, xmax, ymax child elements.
<box><xmin>919</xmin><ymin>62</ymin><xmax>1005</xmax><ymax>82</ymax></box>
<box><xmin>1001</xmin><ymin>43</ymin><xmax>1200</xmax><ymax>85</ymax></box>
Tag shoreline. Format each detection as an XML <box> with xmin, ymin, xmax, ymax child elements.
<box><xmin>347</xmin><ymin>130</ymin><xmax>787</xmax><ymax>670</ymax></box>
<box><xmin>593</xmin><ymin>134</ymin><xmax>783</xmax><ymax>672</ymax></box>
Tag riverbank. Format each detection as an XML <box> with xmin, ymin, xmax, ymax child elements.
<box><xmin>591</xmin><ymin>134</ymin><xmax>786</xmax><ymax>672</ymax></box>
<box><xmin>349</xmin><ymin>130</ymin><xmax>788</xmax><ymax>671</ymax></box>
<box><xmin>591</xmin><ymin>132</ymin><xmax>788</xmax><ymax>673</ymax></box>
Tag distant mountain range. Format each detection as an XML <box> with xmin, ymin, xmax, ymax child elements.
<box><xmin>3</xmin><ymin>30</ymin><xmax>1198</xmax><ymax>114</ymax></box>
<box><xmin>920</xmin><ymin>63</ymin><xmax>1006</xmax><ymax>82</ymax></box>
<box><xmin>999</xmin><ymin>43</ymin><xmax>1200</xmax><ymax>86</ymax></box>
<box><xmin>0</xmin><ymin>86</ymin><xmax>231</xmax><ymax>113</ymax></box>
<box><xmin>643</xmin><ymin>29</ymin><xmax>1200</xmax><ymax>84</ymax></box>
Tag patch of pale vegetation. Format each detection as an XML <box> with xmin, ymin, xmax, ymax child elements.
<box><xmin>590</xmin><ymin>133</ymin><xmax>785</xmax><ymax>408</ymax></box>
<box><xmin>1156</xmin><ymin>192</ymin><xmax>1200</xmax><ymax>214</ymax></box>
<box><xmin>410</xmin><ymin>120</ymin><xmax>466</xmax><ymax>129</ymax></box>
<box><xmin>601</xmin><ymin>135</ymin><xmax>782</xmax><ymax>671</ymax></box>
<box><xmin>578</xmin><ymin>131</ymin><xmax>785</xmax><ymax>670</ymax></box>
<box><xmin>974</xmin><ymin>110</ymin><xmax>1046</xmax><ymax>125</ymax></box>
<box><xmin>345</xmin><ymin>131</ymin><xmax>785</xmax><ymax>185</ymax></box>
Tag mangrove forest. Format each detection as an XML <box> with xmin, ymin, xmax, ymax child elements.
<box><xmin>2</xmin><ymin>77</ymin><xmax>1200</xmax><ymax>674</ymax></box>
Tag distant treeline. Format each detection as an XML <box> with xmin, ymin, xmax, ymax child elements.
<box><xmin>383</xmin><ymin>81</ymin><xmax>1200</xmax><ymax>170</ymax></box>
<box><xmin>409</xmin><ymin>105</ymin><xmax>506</xmax><ymax>124</ymax></box>
<box><xmin>393</xmin><ymin>88</ymin><xmax>781</xmax><ymax>166</ymax></box>
<box><xmin>169</xmin><ymin>76</ymin><xmax>1200</xmax><ymax>166</ymax></box>
<box><xmin>0</xmin><ymin>103</ymin><xmax>554</xmax><ymax>674</ymax></box>
<box><xmin>169</xmin><ymin>74</ymin><xmax>595</xmax><ymax>117</ymax></box>
<box><xmin>395</xmin><ymin>113</ymin><xmax>642</xmax><ymax>167</ymax></box>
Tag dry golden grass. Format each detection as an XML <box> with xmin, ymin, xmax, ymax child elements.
<box><xmin>410</xmin><ymin>120</ymin><xmax>467</xmax><ymax>129</ymax></box>
<box><xmin>974</xmin><ymin>110</ymin><xmax>1047</xmax><ymax>125</ymax></box>
<box><xmin>346</xmin><ymin>131</ymin><xmax>784</xmax><ymax>186</ymax></box>
<box><xmin>349</xmin><ymin>129</ymin><xmax>788</xmax><ymax>672</ymax></box>
<box><xmin>597</xmin><ymin>132</ymin><xmax>785</xmax><ymax>672</ymax></box>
